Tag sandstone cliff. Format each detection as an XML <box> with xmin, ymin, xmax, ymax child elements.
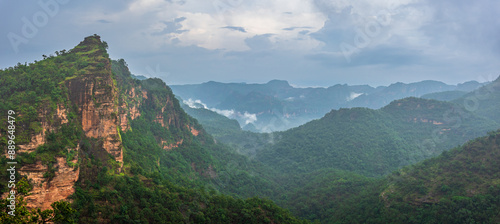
<box><xmin>1</xmin><ymin>35</ymin><xmax>212</xmax><ymax>213</ymax></box>
<box><xmin>2</xmin><ymin>36</ymin><xmax>124</xmax><ymax>210</ymax></box>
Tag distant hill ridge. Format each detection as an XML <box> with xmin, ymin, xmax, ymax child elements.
<box><xmin>171</xmin><ymin>79</ymin><xmax>487</xmax><ymax>132</ymax></box>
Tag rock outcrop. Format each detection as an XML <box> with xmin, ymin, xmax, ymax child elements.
<box><xmin>8</xmin><ymin>36</ymin><xmax>123</xmax><ymax>210</ymax></box>
<box><xmin>3</xmin><ymin>103</ymin><xmax>79</xmax><ymax>211</ymax></box>
<box><xmin>16</xmin><ymin>104</ymin><xmax>68</xmax><ymax>154</ymax></box>
<box><xmin>119</xmin><ymin>87</ymin><xmax>142</xmax><ymax>131</ymax></box>
<box><xmin>20</xmin><ymin>156</ymin><xmax>79</xmax><ymax>210</ymax></box>
<box><xmin>66</xmin><ymin>38</ymin><xmax>123</xmax><ymax>167</ymax></box>
<box><xmin>3</xmin><ymin>35</ymin><xmax>207</xmax><ymax>214</ymax></box>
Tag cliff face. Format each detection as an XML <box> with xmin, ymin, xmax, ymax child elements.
<box><xmin>2</xmin><ymin>35</ymin><xmax>212</xmax><ymax>213</ymax></box>
<box><xmin>64</xmin><ymin>36</ymin><xmax>122</xmax><ymax>167</ymax></box>
<box><xmin>2</xmin><ymin>36</ymin><xmax>123</xmax><ymax>210</ymax></box>
<box><xmin>118</xmin><ymin>87</ymin><xmax>142</xmax><ymax>131</ymax></box>
<box><xmin>112</xmin><ymin>59</ymin><xmax>204</xmax><ymax>152</ymax></box>
<box><xmin>20</xmin><ymin>156</ymin><xmax>79</xmax><ymax>209</ymax></box>
<box><xmin>1</xmin><ymin>36</ymin><xmax>300</xmax><ymax>223</ymax></box>
<box><xmin>5</xmin><ymin>102</ymin><xmax>78</xmax><ymax>210</ymax></box>
<box><xmin>66</xmin><ymin>65</ymin><xmax>123</xmax><ymax>166</ymax></box>
<box><xmin>16</xmin><ymin>104</ymin><xmax>68</xmax><ymax>154</ymax></box>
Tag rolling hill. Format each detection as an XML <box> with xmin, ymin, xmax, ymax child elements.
<box><xmin>257</xmin><ymin>97</ymin><xmax>499</xmax><ymax>177</ymax></box>
<box><xmin>453</xmin><ymin>75</ymin><xmax>500</xmax><ymax>123</ymax></box>
<box><xmin>280</xmin><ymin>129</ymin><xmax>500</xmax><ymax>223</ymax></box>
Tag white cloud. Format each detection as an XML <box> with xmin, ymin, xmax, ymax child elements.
<box><xmin>183</xmin><ymin>99</ymin><xmax>257</xmax><ymax>125</ymax></box>
<box><xmin>242</xmin><ymin>112</ymin><xmax>257</xmax><ymax>125</ymax></box>
<box><xmin>346</xmin><ymin>92</ymin><xmax>363</xmax><ymax>101</ymax></box>
<box><xmin>104</xmin><ymin>0</ymin><xmax>328</xmax><ymax>52</ymax></box>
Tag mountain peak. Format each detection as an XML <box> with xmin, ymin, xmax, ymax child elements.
<box><xmin>382</xmin><ymin>97</ymin><xmax>445</xmax><ymax>111</ymax></box>
<box><xmin>266</xmin><ymin>79</ymin><xmax>291</xmax><ymax>88</ymax></box>
<box><xmin>72</xmin><ymin>34</ymin><xmax>109</xmax><ymax>56</ymax></box>
<box><xmin>494</xmin><ymin>75</ymin><xmax>500</xmax><ymax>83</ymax></box>
<box><xmin>81</xmin><ymin>34</ymin><xmax>102</xmax><ymax>44</ymax></box>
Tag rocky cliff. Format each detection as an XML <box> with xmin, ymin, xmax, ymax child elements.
<box><xmin>1</xmin><ymin>35</ymin><xmax>124</xmax><ymax>210</ymax></box>
<box><xmin>65</xmin><ymin>45</ymin><xmax>123</xmax><ymax>167</ymax></box>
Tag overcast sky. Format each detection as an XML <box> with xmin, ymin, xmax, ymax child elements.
<box><xmin>1</xmin><ymin>0</ymin><xmax>499</xmax><ymax>87</ymax></box>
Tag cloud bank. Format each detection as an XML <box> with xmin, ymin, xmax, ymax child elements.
<box><xmin>183</xmin><ymin>98</ymin><xmax>257</xmax><ymax>125</ymax></box>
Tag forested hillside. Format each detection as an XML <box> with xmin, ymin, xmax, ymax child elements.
<box><xmin>421</xmin><ymin>90</ymin><xmax>468</xmax><ymax>101</ymax></box>
<box><xmin>180</xmin><ymin>85</ymin><xmax>500</xmax><ymax>223</ymax></box>
<box><xmin>334</xmin><ymin>129</ymin><xmax>500</xmax><ymax>223</ymax></box>
<box><xmin>277</xmin><ymin>130</ymin><xmax>500</xmax><ymax>223</ymax></box>
<box><xmin>179</xmin><ymin>102</ymin><xmax>273</xmax><ymax>158</ymax></box>
<box><xmin>453</xmin><ymin>76</ymin><xmax>500</xmax><ymax>123</ymax></box>
<box><xmin>257</xmin><ymin>97</ymin><xmax>498</xmax><ymax>177</ymax></box>
<box><xmin>0</xmin><ymin>35</ymin><xmax>306</xmax><ymax>223</ymax></box>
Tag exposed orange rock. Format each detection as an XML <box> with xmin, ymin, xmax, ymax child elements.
<box><xmin>130</xmin><ymin>105</ymin><xmax>140</xmax><ymax>120</ymax></box>
<box><xmin>2</xmin><ymin>102</ymin><xmax>79</xmax><ymax>211</ymax></box>
<box><xmin>118</xmin><ymin>87</ymin><xmax>143</xmax><ymax>131</ymax></box>
<box><xmin>142</xmin><ymin>90</ymin><xmax>148</xmax><ymax>99</ymax></box>
<box><xmin>119</xmin><ymin>108</ymin><xmax>129</xmax><ymax>131</ymax></box>
<box><xmin>187</xmin><ymin>125</ymin><xmax>199</xmax><ymax>136</ymax></box>
<box><xmin>19</xmin><ymin>156</ymin><xmax>79</xmax><ymax>210</ymax></box>
<box><xmin>66</xmin><ymin>69</ymin><xmax>123</xmax><ymax>168</ymax></box>
<box><xmin>191</xmin><ymin>128</ymin><xmax>199</xmax><ymax>136</ymax></box>
<box><xmin>161</xmin><ymin>139</ymin><xmax>183</xmax><ymax>150</ymax></box>
<box><xmin>130</xmin><ymin>87</ymin><xmax>136</xmax><ymax>98</ymax></box>
<box><xmin>57</xmin><ymin>104</ymin><xmax>68</xmax><ymax>124</ymax></box>
<box><xmin>410</xmin><ymin>118</ymin><xmax>443</xmax><ymax>125</ymax></box>
<box><xmin>119</xmin><ymin>104</ymin><xmax>140</xmax><ymax>131</ymax></box>
<box><xmin>155</xmin><ymin>114</ymin><xmax>166</xmax><ymax>127</ymax></box>
<box><xmin>17</xmin><ymin>132</ymin><xmax>45</xmax><ymax>154</ymax></box>
<box><xmin>3</xmin><ymin>36</ymin><xmax>130</xmax><ymax>214</ymax></box>
<box><xmin>16</xmin><ymin>104</ymin><xmax>69</xmax><ymax>155</ymax></box>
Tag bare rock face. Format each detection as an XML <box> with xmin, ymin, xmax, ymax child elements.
<box><xmin>188</xmin><ymin>125</ymin><xmax>199</xmax><ymax>136</ymax></box>
<box><xmin>66</xmin><ymin>67</ymin><xmax>123</xmax><ymax>167</ymax></box>
<box><xmin>3</xmin><ymin>103</ymin><xmax>79</xmax><ymax>210</ymax></box>
<box><xmin>153</xmin><ymin>94</ymin><xmax>182</xmax><ymax>130</ymax></box>
<box><xmin>20</xmin><ymin>156</ymin><xmax>79</xmax><ymax>210</ymax></box>
<box><xmin>6</xmin><ymin>103</ymin><xmax>79</xmax><ymax>210</ymax></box>
<box><xmin>3</xmin><ymin>36</ymin><xmax>127</xmax><ymax>212</ymax></box>
<box><xmin>16</xmin><ymin>104</ymin><xmax>68</xmax><ymax>154</ymax></box>
<box><xmin>161</xmin><ymin>139</ymin><xmax>184</xmax><ymax>150</ymax></box>
<box><xmin>119</xmin><ymin>87</ymin><xmax>142</xmax><ymax>131</ymax></box>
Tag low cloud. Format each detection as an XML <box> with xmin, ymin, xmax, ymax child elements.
<box><xmin>346</xmin><ymin>92</ymin><xmax>363</xmax><ymax>101</ymax></box>
<box><xmin>242</xmin><ymin>112</ymin><xmax>257</xmax><ymax>125</ymax></box>
<box><xmin>183</xmin><ymin>98</ymin><xmax>257</xmax><ymax>125</ymax></box>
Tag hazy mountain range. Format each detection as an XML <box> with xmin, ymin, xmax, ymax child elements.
<box><xmin>171</xmin><ymin>79</ymin><xmax>487</xmax><ymax>132</ymax></box>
